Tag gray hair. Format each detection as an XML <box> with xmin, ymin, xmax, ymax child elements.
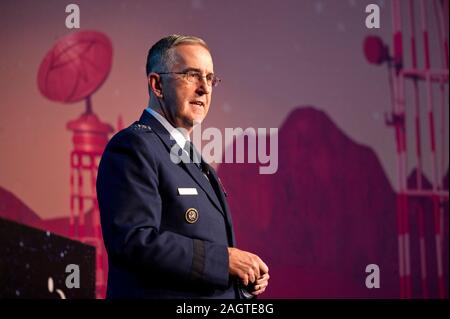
<box><xmin>145</xmin><ymin>34</ymin><xmax>209</xmax><ymax>76</ymax></box>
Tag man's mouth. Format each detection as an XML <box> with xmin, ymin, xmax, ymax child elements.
<box><xmin>190</xmin><ymin>101</ymin><xmax>205</xmax><ymax>107</ymax></box>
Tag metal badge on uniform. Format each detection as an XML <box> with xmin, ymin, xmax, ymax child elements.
<box><xmin>178</xmin><ymin>187</ymin><xmax>198</xmax><ymax>195</ymax></box>
<box><xmin>185</xmin><ymin>208</ymin><xmax>199</xmax><ymax>224</ymax></box>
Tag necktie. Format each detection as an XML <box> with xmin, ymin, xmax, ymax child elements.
<box><xmin>184</xmin><ymin>141</ymin><xmax>210</xmax><ymax>181</ymax></box>
<box><xmin>184</xmin><ymin>141</ymin><xmax>201</xmax><ymax>168</ymax></box>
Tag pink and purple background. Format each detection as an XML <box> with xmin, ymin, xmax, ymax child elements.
<box><xmin>0</xmin><ymin>0</ymin><xmax>448</xmax><ymax>298</ymax></box>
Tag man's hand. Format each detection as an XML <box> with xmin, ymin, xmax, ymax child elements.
<box><xmin>227</xmin><ymin>247</ymin><xmax>269</xmax><ymax>295</ymax></box>
<box><xmin>251</xmin><ymin>272</ymin><xmax>270</xmax><ymax>296</ymax></box>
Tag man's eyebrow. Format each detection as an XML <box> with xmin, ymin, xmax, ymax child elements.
<box><xmin>181</xmin><ymin>67</ymin><xmax>213</xmax><ymax>74</ymax></box>
<box><xmin>181</xmin><ymin>67</ymin><xmax>202</xmax><ymax>73</ymax></box>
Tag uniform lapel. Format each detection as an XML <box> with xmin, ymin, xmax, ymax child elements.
<box><xmin>204</xmin><ymin>164</ymin><xmax>236</xmax><ymax>246</ymax></box>
<box><xmin>180</xmin><ymin>161</ymin><xmax>225</xmax><ymax>217</ymax></box>
<box><xmin>139</xmin><ymin>111</ymin><xmax>225</xmax><ymax>217</ymax></box>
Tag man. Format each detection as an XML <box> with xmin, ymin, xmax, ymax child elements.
<box><xmin>97</xmin><ymin>35</ymin><xmax>269</xmax><ymax>299</ymax></box>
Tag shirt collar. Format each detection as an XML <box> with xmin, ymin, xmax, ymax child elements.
<box><xmin>145</xmin><ymin>107</ymin><xmax>190</xmax><ymax>150</ymax></box>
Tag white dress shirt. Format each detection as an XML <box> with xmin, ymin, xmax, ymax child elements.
<box><xmin>145</xmin><ymin>107</ymin><xmax>190</xmax><ymax>152</ymax></box>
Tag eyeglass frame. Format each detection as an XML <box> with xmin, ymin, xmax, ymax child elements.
<box><xmin>155</xmin><ymin>68</ymin><xmax>221</xmax><ymax>88</ymax></box>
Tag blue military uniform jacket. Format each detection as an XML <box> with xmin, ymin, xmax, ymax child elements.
<box><xmin>97</xmin><ymin>110</ymin><xmax>242</xmax><ymax>298</ymax></box>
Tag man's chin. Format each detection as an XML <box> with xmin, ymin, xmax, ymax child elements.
<box><xmin>192</xmin><ymin>118</ymin><xmax>203</xmax><ymax>126</ymax></box>
<box><xmin>189</xmin><ymin>114</ymin><xmax>205</xmax><ymax>126</ymax></box>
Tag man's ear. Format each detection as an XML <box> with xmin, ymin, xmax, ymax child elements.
<box><xmin>148</xmin><ymin>73</ymin><xmax>164</xmax><ymax>98</ymax></box>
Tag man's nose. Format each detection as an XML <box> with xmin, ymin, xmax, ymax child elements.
<box><xmin>196</xmin><ymin>78</ymin><xmax>210</xmax><ymax>95</ymax></box>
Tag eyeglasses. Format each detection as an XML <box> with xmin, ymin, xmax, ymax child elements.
<box><xmin>157</xmin><ymin>70</ymin><xmax>221</xmax><ymax>87</ymax></box>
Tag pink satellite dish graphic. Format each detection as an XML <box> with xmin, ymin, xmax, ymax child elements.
<box><xmin>37</xmin><ymin>30</ymin><xmax>113</xmax><ymax>104</ymax></box>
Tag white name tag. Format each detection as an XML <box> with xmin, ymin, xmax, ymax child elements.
<box><xmin>177</xmin><ymin>187</ymin><xmax>198</xmax><ymax>195</ymax></box>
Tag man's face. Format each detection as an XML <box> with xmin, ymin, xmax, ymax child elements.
<box><xmin>160</xmin><ymin>44</ymin><xmax>214</xmax><ymax>131</ymax></box>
